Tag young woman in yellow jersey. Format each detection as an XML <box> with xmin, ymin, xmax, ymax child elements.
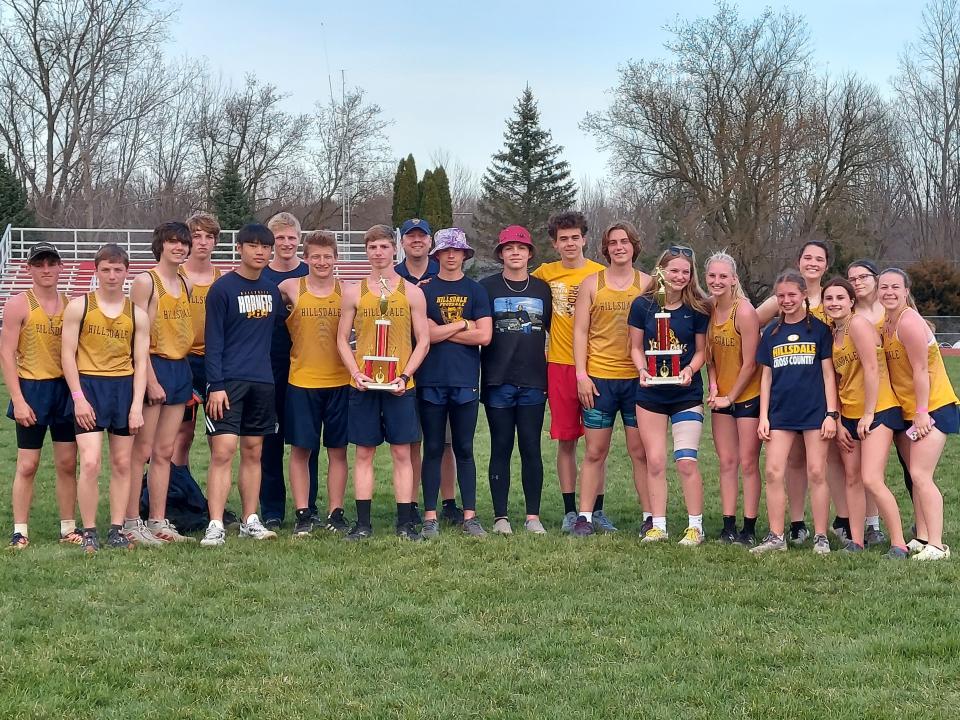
<box><xmin>704</xmin><ymin>252</ymin><xmax>762</xmax><ymax>546</ymax></box>
<box><xmin>879</xmin><ymin>268</ymin><xmax>959</xmax><ymax>561</ymax></box>
<box><xmin>757</xmin><ymin>240</ymin><xmax>850</xmax><ymax>544</ymax></box>
<box><xmin>822</xmin><ymin>278</ymin><xmax>909</xmax><ymax>558</ymax></box>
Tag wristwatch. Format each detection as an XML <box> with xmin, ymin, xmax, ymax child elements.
<box><xmin>825</xmin><ymin>411</ymin><xmax>839</xmax><ymax>420</ymax></box>
<box><xmin>399</xmin><ymin>373</ymin><xmax>410</xmax><ymax>386</ymax></box>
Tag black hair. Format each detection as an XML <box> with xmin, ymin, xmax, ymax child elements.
<box><xmin>236</xmin><ymin>223</ymin><xmax>275</xmax><ymax>247</ymax></box>
<box><xmin>846</xmin><ymin>258</ymin><xmax>879</xmax><ymax>277</ymax></box>
<box><xmin>770</xmin><ymin>268</ymin><xmax>811</xmax><ymax>335</ymax></box>
<box><xmin>547</xmin><ymin>210</ymin><xmax>587</xmax><ymax>240</ymax></box>
<box><xmin>797</xmin><ymin>239</ymin><xmax>832</xmax><ymax>265</ymax></box>
<box><xmin>151</xmin><ymin>221</ymin><xmax>192</xmax><ymax>261</ymax></box>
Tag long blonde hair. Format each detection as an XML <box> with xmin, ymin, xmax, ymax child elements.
<box><xmin>643</xmin><ymin>246</ymin><xmax>709</xmax><ymax>315</ymax></box>
<box><xmin>704</xmin><ymin>251</ymin><xmax>746</xmax><ymax>301</ymax></box>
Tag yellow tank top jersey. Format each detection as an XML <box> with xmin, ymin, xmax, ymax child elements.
<box><xmin>708</xmin><ymin>300</ymin><xmax>762</xmax><ymax>403</ymax></box>
<box><xmin>532</xmin><ymin>259</ymin><xmax>605</xmax><ymax>365</ymax></box>
<box><xmin>287</xmin><ymin>278</ymin><xmax>350</xmax><ymax>388</ymax></box>
<box><xmin>148</xmin><ymin>270</ymin><xmax>192</xmax><ymax>360</ymax></box>
<box><xmin>353</xmin><ymin>278</ymin><xmax>414</xmax><ymax>390</ymax></box>
<box><xmin>586</xmin><ymin>270</ymin><xmax>643</xmax><ymax>379</ymax></box>
<box><xmin>832</xmin><ymin>326</ymin><xmax>898</xmax><ymax>418</ymax></box>
<box><xmin>77</xmin><ymin>293</ymin><xmax>135</xmax><ymax>376</ymax></box>
<box><xmin>181</xmin><ymin>266</ymin><xmax>221</xmax><ymax>355</ymax></box>
<box><xmin>16</xmin><ymin>290</ymin><xmax>68</xmax><ymax>380</ymax></box>
<box><xmin>883</xmin><ymin>316</ymin><xmax>959</xmax><ymax>420</ymax></box>
<box><xmin>809</xmin><ymin>302</ymin><xmax>827</xmax><ymax>323</ymax></box>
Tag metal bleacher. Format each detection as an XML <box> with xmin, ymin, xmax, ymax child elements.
<box><xmin>0</xmin><ymin>225</ymin><xmax>372</xmax><ymax>315</ymax></box>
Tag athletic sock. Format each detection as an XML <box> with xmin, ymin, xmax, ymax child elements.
<box><xmin>208</xmin><ymin>519</ymin><xmax>224</xmax><ymax>531</ymax></box>
<box><xmin>688</xmin><ymin>514</ymin><xmax>703</xmax><ymax>531</ymax></box>
<box><xmin>109</xmin><ymin>524</ymin><xmax>122</xmax><ymax>533</ymax></box>
<box><xmin>83</xmin><ymin>526</ymin><xmax>97</xmax><ymax>535</ymax></box>
<box><xmin>865</xmin><ymin>515</ymin><xmax>880</xmax><ymax>528</ymax></box>
<box><xmin>833</xmin><ymin>516</ymin><xmax>851</xmax><ymax>535</ymax></box>
<box><xmin>442</xmin><ymin>498</ymin><xmax>456</xmax><ymax>509</ymax></box>
<box><xmin>562</xmin><ymin>492</ymin><xmax>576</xmax><ymax>514</ymax></box>
<box><xmin>395</xmin><ymin>503</ymin><xmax>408</xmax><ymax>526</ymax></box>
<box><xmin>790</xmin><ymin>520</ymin><xmax>807</xmax><ymax>533</ymax></box>
<box><xmin>593</xmin><ymin>494</ymin><xmax>604</xmax><ymax>511</ymax></box>
<box><xmin>13</xmin><ymin>523</ymin><xmax>27</xmax><ymax>538</ymax></box>
<box><xmin>581</xmin><ymin>511</ymin><xmax>593</xmax><ymax>523</ymax></box>
<box><xmin>742</xmin><ymin>516</ymin><xmax>757</xmax><ymax>534</ymax></box>
<box><xmin>356</xmin><ymin>499</ymin><xmax>372</xmax><ymax>527</ymax></box>
<box><xmin>722</xmin><ymin>515</ymin><xmax>736</xmax><ymax>532</ymax></box>
<box><xmin>60</xmin><ymin>519</ymin><xmax>76</xmax><ymax>536</ymax></box>
<box><xmin>643</xmin><ymin>512</ymin><xmax>653</xmax><ymax>521</ymax></box>
<box><xmin>653</xmin><ymin>516</ymin><xmax>667</xmax><ymax>532</ymax></box>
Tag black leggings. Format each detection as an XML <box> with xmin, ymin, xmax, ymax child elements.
<box><xmin>420</xmin><ymin>399</ymin><xmax>479</xmax><ymax>512</ymax></box>
<box><xmin>897</xmin><ymin>444</ymin><xmax>914</xmax><ymax>499</ymax></box>
<box><xmin>485</xmin><ymin>403</ymin><xmax>545</xmax><ymax>517</ymax></box>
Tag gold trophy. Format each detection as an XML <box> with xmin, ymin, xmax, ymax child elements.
<box><xmin>644</xmin><ymin>267</ymin><xmax>683</xmax><ymax>385</ymax></box>
<box><xmin>361</xmin><ymin>278</ymin><xmax>401</xmax><ymax>390</ymax></box>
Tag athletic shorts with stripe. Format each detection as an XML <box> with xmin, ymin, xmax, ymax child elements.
<box><xmin>582</xmin><ymin>377</ymin><xmax>638</xmax><ymax>429</ymax></box>
<box><xmin>205</xmin><ymin>380</ymin><xmax>277</xmax><ymax>437</ymax></box>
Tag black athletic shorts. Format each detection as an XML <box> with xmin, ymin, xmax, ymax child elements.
<box><xmin>204</xmin><ymin>380</ymin><xmax>277</xmax><ymax>437</ymax></box>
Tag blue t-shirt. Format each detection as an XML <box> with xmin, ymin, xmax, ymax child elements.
<box><xmin>395</xmin><ymin>257</ymin><xmax>440</xmax><ymax>284</ymax></box>
<box><xmin>261</xmin><ymin>261</ymin><xmax>308</xmax><ymax>369</ymax></box>
<box><xmin>628</xmin><ymin>296</ymin><xmax>709</xmax><ymax>407</ymax></box>
<box><xmin>756</xmin><ymin>316</ymin><xmax>832</xmax><ymax>431</ymax></box>
<box><xmin>204</xmin><ymin>272</ymin><xmax>283</xmax><ymax>392</ymax></box>
<box><xmin>418</xmin><ymin>276</ymin><xmax>492</xmax><ymax>388</ymax></box>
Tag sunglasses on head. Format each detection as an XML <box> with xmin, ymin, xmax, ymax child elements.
<box><xmin>667</xmin><ymin>245</ymin><xmax>693</xmax><ymax>258</ymax></box>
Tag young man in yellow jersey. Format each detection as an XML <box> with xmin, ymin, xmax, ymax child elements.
<box><xmin>531</xmin><ymin>211</ymin><xmax>605</xmax><ymax>532</ymax></box>
<box><xmin>277</xmin><ymin>231</ymin><xmax>351</xmax><ymax>536</ymax></box>
<box><xmin>172</xmin><ymin>212</ymin><xmax>223</xmax><ymax>473</ymax></box>
<box><xmin>571</xmin><ymin>222</ymin><xmax>651</xmax><ymax>537</ymax></box>
<box><xmin>0</xmin><ymin>242</ymin><xmax>80</xmax><ymax>548</ymax></box>
<box><xmin>336</xmin><ymin>224</ymin><xmax>431</xmax><ymax>541</ymax></box>
<box><xmin>124</xmin><ymin>222</ymin><xmax>195</xmax><ymax>545</ymax></box>
<box><xmin>61</xmin><ymin>244</ymin><xmax>150</xmax><ymax>553</ymax></box>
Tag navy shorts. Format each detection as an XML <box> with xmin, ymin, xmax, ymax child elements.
<box><xmin>188</xmin><ymin>354</ymin><xmax>206</xmax><ymax>399</ymax></box>
<box><xmin>840</xmin><ymin>407</ymin><xmax>906</xmax><ymax>439</ymax></box>
<box><xmin>7</xmin><ymin>378</ymin><xmax>75</xmax><ymax>449</ymax></box>
<box><xmin>205</xmin><ymin>380</ymin><xmax>277</xmax><ymax>437</ymax></box>
<box><xmin>285</xmin><ymin>384</ymin><xmax>349</xmax><ymax>449</ymax></box>
<box><xmin>418</xmin><ymin>386</ymin><xmax>479</xmax><ymax>406</ymax></box>
<box><xmin>151</xmin><ymin>355</ymin><xmax>193</xmax><ymax>405</ymax></box>
<box><xmin>636</xmin><ymin>397</ymin><xmax>703</xmax><ymax>417</ymax></box>
<box><xmin>930</xmin><ymin>403</ymin><xmax>960</xmax><ymax>435</ymax></box>
<box><xmin>583</xmin><ymin>377</ymin><xmax>638</xmax><ymax>429</ymax></box>
<box><xmin>77</xmin><ymin>374</ymin><xmax>133</xmax><ymax>436</ymax></box>
<box><xmin>348</xmin><ymin>387</ymin><xmax>421</xmax><ymax>446</ymax></box>
<box><xmin>482</xmin><ymin>384</ymin><xmax>546</xmax><ymax>408</ymax></box>
<box><xmin>712</xmin><ymin>396</ymin><xmax>761</xmax><ymax>419</ymax></box>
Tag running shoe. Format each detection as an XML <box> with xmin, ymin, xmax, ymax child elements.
<box><xmin>410</xmin><ymin>503</ymin><xmax>422</xmax><ymax>526</ymax></box>
<box><xmin>462</xmin><ymin>518</ymin><xmax>487</xmax><ymax>537</ymax></box>
<box><xmin>639</xmin><ymin>516</ymin><xmax>654</xmax><ymax>537</ymax></box>
<box><xmin>571</xmin><ymin>516</ymin><xmax>594</xmax><ymax>537</ymax></box>
<box><xmin>8</xmin><ymin>532</ymin><xmax>28</xmax><ymax>550</ymax></box>
<box><xmin>907</xmin><ymin>538</ymin><xmax>927</xmax><ymax>553</ymax></box>
<box><xmin>841</xmin><ymin>541</ymin><xmax>864</xmax><ymax>554</ymax></box>
<box><xmin>239</xmin><ymin>514</ymin><xmax>278</xmax><ymax>540</ymax></box>
<box><xmin>59</xmin><ymin>529</ymin><xmax>83</xmax><ymax>545</ymax></box>
<box><xmin>492</xmin><ymin>518</ymin><xmax>513</xmax><ymax>535</ymax></box>
<box><xmin>749</xmin><ymin>533</ymin><xmax>787</xmax><ymax>554</ymax></box>
<box><xmin>734</xmin><ymin>530</ymin><xmax>757</xmax><ymax>548</ymax></box>
<box><xmin>441</xmin><ymin>503</ymin><xmax>465</xmax><ymax>526</ymax></box>
<box><xmin>421</xmin><ymin>519</ymin><xmax>440</xmax><ymax>539</ymax></box>
<box><xmin>344</xmin><ymin>523</ymin><xmax>373</xmax><ymax>542</ymax></box>
<box><xmin>122</xmin><ymin>518</ymin><xmax>165</xmax><ymax>546</ymax></box>
<box><xmin>560</xmin><ymin>511</ymin><xmax>577</xmax><ymax>534</ymax></box>
<box><xmin>147</xmin><ymin>518</ymin><xmax>195</xmax><ymax>543</ymax></box>
<box><xmin>263</xmin><ymin>518</ymin><xmax>282</xmax><ymax>532</ymax></box>
<box><xmin>812</xmin><ymin>534</ymin><xmax>831</xmax><ymax>555</ymax></box>
<box><xmin>718</xmin><ymin>527</ymin><xmax>738</xmax><ymax>544</ymax></box>
<box><xmin>885</xmin><ymin>546</ymin><xmax>910</xmax><ymax>560</ymax></box>
<box><xmin>864</xmin><ymin>525</ymin><xmax>887</xmax><ymax>547</ymax></box>
<box><xmin>678</xmin><ymin>526</ymin><xmax>705</xmax><ymax>547</ymax></box>
<box><xmin>107</xmin><ymin>528</ymin><xmax>133</xmax><ymax>550</ymax></box>
<box><xmin>325</xmin><ymin>508</ymin><xmax>350</xmax><ymax>534</ymax></box>
<box><xmin>293</xmin><ymin>510</ymin><xmax>314</xmax><ymax>538</ymax></box>
<box><xmin>640</xmin><ymin>527</ymin><xmax>669</xmax><ymax>543</ymax></box>
<box><xmin>524</xmin><ymin>518</ymin><xmax>547</xmax><ymax>535</ymax></box>
<box><xmin>913</xmin><ymin>544</ymin><xmax>951</xmax><ymax>561</ymax></box>
<box><xmin>829</xmin><ymin>524</ymin><xmax>849</xmax><ymax>543</ymax></box>
<box><xmin>788</xmin><ymin>525</ymin><xmax>810</xmax><ymax>546</ymax></box>
<box><xmin>592</xmin><ymin>510</ymin><xmax>618</xmax><ymax>533</ymax></box>
<box><xmin>395</xmin><ymin>522</ymin><xmax>423</xmax><ymax>542</ymax></box>
<box><xmin>81</xmin><ymin>529</ymin><xmax>100</xmax><ymax>554</ymax></box>
<box><xmin>200</xmin><ymin>523</ymin><xmax>226</xmax><ymax>547</ymax></box>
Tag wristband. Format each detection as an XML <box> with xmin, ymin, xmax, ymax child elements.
<box><xmin>916</xmin><ymin>407</ymin><xmax>929</xmax><ymax>414</ymax></box>
<box><xmin>71</xmin><ymin>391</ymin><xmax>84</xmax><ymax>400</ymax></box>
<box><xmin>709</xmin><ymin>383</ymin><xmax>718</xmax><ymax>392</ymax></box>
<box><xmin>399</xmin><ymin>373</ymin><xmax>410</xmax><ymax>386</ymax></box>
<box><xmin>576</xmin><ymin>373</ymin><xmax>590</xmax><ymax>382</ymax></box>
<box><xmin>462</xmin><ymin>319</ymin><xmax>469</xmax><ymax>331</ymax></box>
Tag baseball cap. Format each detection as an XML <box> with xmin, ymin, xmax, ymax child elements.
<box><xmin>430</xmin><ymin>228</ymin><xmax>474</xmax><ymax>260</ymax></box>
<box><xmin>495</xmin><ymin>225</ymin><xmax>534</xmax><ymax>257</ymax></box>
<box><xmin>27</xmin><ymin>242</ymin><xmax>61</xmax><ymax>263</ymax></box>
<box><xmin>400</xmin><ymin>218</ymin><xmax>432</xmax><ymax>236</ymax></box>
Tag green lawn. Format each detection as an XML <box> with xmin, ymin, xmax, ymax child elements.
<box><xmin>1</xmin><ymin>363</ymin><xmax>959</xmax><ymax>719</ymax></box>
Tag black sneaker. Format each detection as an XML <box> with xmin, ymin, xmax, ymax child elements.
<box><xmin>325</xmin><ymin>508</ymin><xmax>350</xmax><ymax>534</ymax></box>
<box><xmin>639</xmin><ymin>516</ymin><xmax>654</xmax><ymax>537</ymax></box>
<box><xmin>344</xmin><ymin>523</ymin><xmax>373</xmax><ymax>542</ymax></box>
<box><xmin>410</xmin><ymin>503</ymin><xmax>422</xmax><ymax>526</ymax></box>
<box><xmin>789</xmin><ymin>524</ymin><xmax>810</xmax><ymax>545</ymax></box>
<box><xmin>395</xmin><ymin>522</ymin><xmax>423</xmax><ymax>542</ymax></box>
<box><xmin>440</xmin><ymin>503</ymin><xmax>465</xmax><ymax>526</ymax></box>
<box><xmin>718</xmin><ymin>527</ymin><xmax>738</xmax><ymax>544</ymax></box>
<box><xmin>293</xmin><ymin>510</ymin><xmax>313</xmax><ymax>537</ymax></box>
<box><xmin>106</xmin><ymin>528</ymin><xmax>131</xmax><ymax>550</ymax></box>
<box><xmin>223</xmin><ymin>509</ymin><xmax>240</xmax><ymax>528</ymax></box>
<box><xmin>734</xmin><ymin>530</ymin><xmax>757</xmax><ymax>547</ymax></box>
<box><xmin>264</xmin><ymin>518</ymin><xmax>282</xmax><ymax>532</ymax></box>
<box><xmin>571</xmin><ymin>516</ymin><xmax>595</xmax><ymax>537</ymax></box>
<box><xmin>82</xmin><ymin>530</ymin><xmax>100</xmax><ymax>554</ymax></box>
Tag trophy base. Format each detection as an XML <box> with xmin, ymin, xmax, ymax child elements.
<box><xmin>363</xmin><ymin>382</ymin><xmax>402</xmax><ymax>391</ymax></box>
<box><xmin>645</xmin><ymin>376</ymin><xmax>684</xmax><ymax>385</ymax></box>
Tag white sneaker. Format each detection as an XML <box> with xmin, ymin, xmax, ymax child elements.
<box><xmin>200</xmin><ymin>523</ymin><xmax>226</xmax><ymax>547</ymax></box>
<box><xmin>907</xmin><ymin>538</ymin><xmax>927</xmax><ymax>553</ymax></box>
<box><xmin>913</xmin><ymin>543</ymin><xmax>951</xmax><ymax>561</ymax></box>
<box><xmin>239</xmin><ymin>514</ymin><xmax>278</xmax><ymax>541</ymax></box>
<box><xmin>122</xmin><ymin>518</ymin><xmax>166</xmax><ymax>546</ymax></box>
<box><xmin>147</xmin><ymin>518</ymin><xmax>195</xmax><ymax>543</ymax></box>
<box><xmin>678</xmin><ymin>526</ymin><xmax>704</xmax><ymax>546</ymax></box>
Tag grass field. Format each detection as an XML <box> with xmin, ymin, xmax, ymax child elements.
<box><xmin>2</xmin><ymin>363</ymin><xmax>960</xmax><ymax>719</ymax></box>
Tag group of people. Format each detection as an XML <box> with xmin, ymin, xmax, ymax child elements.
<box><xmin>2</xmin><ymin>210</ymin><xmax>956</xmax><ymax>560</ymax></box>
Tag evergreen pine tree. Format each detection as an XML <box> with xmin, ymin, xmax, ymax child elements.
<box><xmin>0</xmin><ymin>156</ymin><xmax>35</xmax><ymax>229</ymax></box>
<box><xmin>212</xmin><ymin>158</ymin><xmax>253</xmax><ymax>230</ymax></box>
<box><xmin>474</xmin><ymin>86</ymin><xmax>577</xmax><ymax>257</ymax></box>
<box><xmin>393</xmin><ymin>153</ymin><xmax>420</xmax><ymax>226</ymax></box>
<box><xmin>391</xmin><ymin>157</ymin><xmax>407</xmax><ymax>227</ymax></box>
<box><xmin>419</xmin><ymin>169</ymin><xmax>444</xmax><ymax>235</ymax></box>
<box><xmin>433</xmin><ymin>165</ymin><xmax>454</xmax><ymax>229</ymax></box>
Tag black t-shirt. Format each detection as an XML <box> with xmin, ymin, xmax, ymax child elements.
<box><xmin>628</xmin><ymin>296</ymin><xmax>709</xmax><ymax>407</ymax></box>
<box><xmin>756</xmin><ymin>316</ymin><xmax>832</xmax><ymax>430</ymax></box>
<box><xmin>479</xmin><ymin>273</ymin><xmax>552</xmax><ymax>389</ymax></box>
<box><xmin>418</xmin><ymin>276</ymin><xmax>492</xmax><ymax>388</ymax></box>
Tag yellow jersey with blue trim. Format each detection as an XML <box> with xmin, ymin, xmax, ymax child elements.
<box><xmin>586</xmin><ymin>270</ymin><xmax>643</xmax><ymax>379</ymax></box>
<box><xmin>16</xmin><ymin>289</ymin><xmax>68</xmax><ymax>380</ymax></box>
<box><xmin>77</xmin><ymin>293</ymin><xmax>135</xmax><ymax>376</ymax></box>
<box><xmin>287</xmin><ymin>278</ymin><xmax>350</xmax><ymax>388</ymax></box>
<box><xmin>180</xmin><ymin>266</ymin><xmax>221</xmax><ymax>356</ymax></box>
<box><xmin>708</xmin><ymin>299</ymin><xmax>761</xmax><ymax>403</ymax></box>
<box><xmin>353</xmin><ymin>278</ymin><xmax>414</xmax><ymax>390</ymax></box>
<box><xmin>883</xmin><ymin>312</ymin><xmax>958</xmax><ymax>420</ymax></box>
<box><xmin>832</xmin><ymin>324</ymin><xmax>898</xmax><ymax>418</ymax></box>
<box><xmin>148</xmin><ymin>270</ymin><xmax>192</xmax><ymax>360</ymax></box>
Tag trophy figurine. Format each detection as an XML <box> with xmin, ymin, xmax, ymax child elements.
<box><xmin>361</xmin><ymin>278</ymin><xmax>401</xmax><ymax>390</ymax></box>
<box><xmin>644</xmin><ymin>267</ymin><xmax>683</xmax><ymax>385</ymax></box>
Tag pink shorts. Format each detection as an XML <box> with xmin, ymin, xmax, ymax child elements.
<box><xmin>547</xmin><ymin>363</ymin><xmax>584</xmax><ymax>441</ymax></box>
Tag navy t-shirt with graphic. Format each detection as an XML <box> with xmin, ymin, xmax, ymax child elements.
<box><xmin>628</xmin><ymin>296</ymin><xmax>709</xmax><ymax>407</ymax></box>
<box><xmin>418</xmin><ymin>276</ymin><xmax>492</xmax><ymax>388</ymax></box>
<box><xmin>755</xmin><ymin>316</ymin><xmax>832</xmax><ymax>431</ymax></box>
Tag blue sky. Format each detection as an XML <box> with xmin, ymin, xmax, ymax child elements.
<box><xmin>170</xmin><ymin>0</ymin><xmax>924</xmax><ymax>183</ymax></box>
